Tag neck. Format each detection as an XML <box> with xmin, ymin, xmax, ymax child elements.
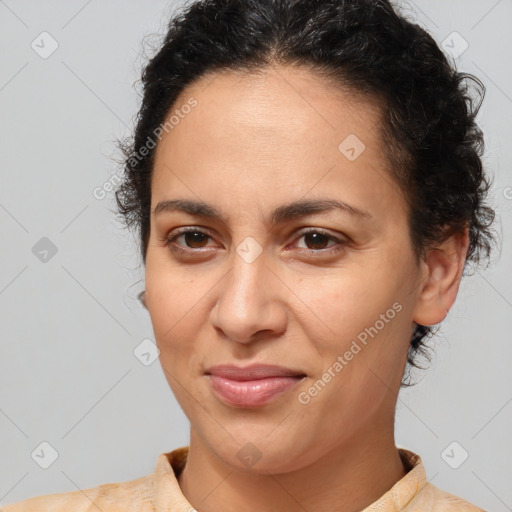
<box><xmin>177</xmin><ymin>422</ymin><xmax>407</xmax><ymax>512</ymax></box>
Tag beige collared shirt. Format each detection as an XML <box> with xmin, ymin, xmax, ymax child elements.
<box><xmin>2</xmin><ymin>446</ymin><xmax>486</xmax><ymax>511</ymax></box>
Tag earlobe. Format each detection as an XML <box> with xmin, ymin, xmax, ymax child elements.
<box><xmin>412</xmin><ymin>227</ymin><xmax>469</xmax><ymax>326</ymax></box>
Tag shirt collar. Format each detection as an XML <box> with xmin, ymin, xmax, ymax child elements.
<box><xmin>361</xmin><ymin>448</ymin><xmax>428</xmax><ymax>511</ymax></box>
<box><xmin>152</xmin><ymin>446</ymin><xmax>427</xmax><ymax>512</ymax></box>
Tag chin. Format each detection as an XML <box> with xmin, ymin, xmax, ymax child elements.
<box><xmin>208</xmin><ymin>434</ymin><xmax>316</xmax><ymax>475</ymax></box>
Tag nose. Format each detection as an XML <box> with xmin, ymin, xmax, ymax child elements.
<box><xmin>211</xmin><ymin>248</ymin><xmax>288</xmax><ymax>344</ymax></box>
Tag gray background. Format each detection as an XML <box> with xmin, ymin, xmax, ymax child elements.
<box><xmin>0</xmin><ymin>0</ymin><xmax>511</xmax><ymax>510</ymax></box>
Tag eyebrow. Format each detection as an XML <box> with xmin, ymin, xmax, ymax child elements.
<box><xmin>153</xmin><ymin>198</ymin><xmax>372</xmax><ymax>225</ymax></box>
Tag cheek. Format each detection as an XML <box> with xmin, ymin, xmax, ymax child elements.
<box><xmin>145</xmin><ymin>252</ymin><xmax>200</xmax><ymax>339</ymax></box>
<box><xmin>297</xmin><ymin>267</ymin><xmax>397</xmax><ymax>346</ymax></box>
<box><xmin>296</xmin><ymin>262</ymin><xmax>411</xmax><ymax>397</ymax></box>
<box><xmin>145</xmin><ymin>254</ymin><xmax>212</xmax><ymax>375</ymax></box>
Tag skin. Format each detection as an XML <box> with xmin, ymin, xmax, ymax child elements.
<box><xmin>143</xmin><ymin>64</ymin><xmax>469</xmax><ymax>512</ymax></box>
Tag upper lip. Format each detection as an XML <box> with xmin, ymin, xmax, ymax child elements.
<box><xmin>205</xmin><ymin>364</ymin><xmax>306</xmax><ymax>381</ymax></box>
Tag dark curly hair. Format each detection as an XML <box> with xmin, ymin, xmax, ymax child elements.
<box><xmin>115</xmin><ymin>0</ymin><xmax>498</xmax><ymax>386</ymax></box>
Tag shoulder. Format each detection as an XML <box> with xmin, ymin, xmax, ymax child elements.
<box><xmin>405</xmin><ymin>482</ymin><xmax>487</xmax><ymax>511</ymax></box>
<box><xmin>1</xmin><ymin>474</ymin><xmax>155</xmax><ymax>512</ymax></box>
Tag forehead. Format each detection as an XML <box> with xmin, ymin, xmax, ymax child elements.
<box><xmin>169</xmin><ymin>64</ymin><xmax>383</xmax><ymax>143</ymax></box>
<box><xmin>150</xmin><ymin>64</ymin><xmax>404</xmax><ymax>226</ymax></box>
<box><xmin>153</xmin><ymin>64</ymin><xmax>386</xmax><ymax>170</ymax></box>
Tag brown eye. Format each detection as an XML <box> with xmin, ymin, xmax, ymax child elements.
<box><xmin>302</xmin><ymin>232</ymin><xmax>332</xmax><ymax>250</ymax></box>
<box><xmin>164</xmin><ymin>227</ymin><xmax>347</xmax><ymax>256</ymax></box>
<box><xmin>180</xmin><ymin>231</ymin><xmax>210</xmax><ymax>248</ymax></box>
<box><xmin>294</xmin><ymin>229</ymin><xmax>346</xmax><ymax>253</ymax></box>
<box><xmin>165</xmin><ymin>228</ymin><xmax>214</xmax><ymax>251</ymax></box>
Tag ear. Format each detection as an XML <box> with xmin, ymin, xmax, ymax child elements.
<box><xmin>138</xmin><ymin>290</ymin><xmax>148</xmax><ymax>310</ymax></box>
<box><xmin>412</xmin><ymin>226</ymin><xmax>469</xmax><ymax>326</ymax></box>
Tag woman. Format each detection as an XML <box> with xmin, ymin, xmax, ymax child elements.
<box><xmin>4</xmin><ymin>0</ymin><xmax>497</xmax><ymax>510</ymax></box>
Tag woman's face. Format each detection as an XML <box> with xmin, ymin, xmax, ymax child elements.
<box><xmin>145</xmin><ymin>65</ymin><xmax>428</xmax><ymax>473</ymax></box>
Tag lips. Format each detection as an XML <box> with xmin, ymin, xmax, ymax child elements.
<box><xmin>205</xmin><ymin>363</ymin><xmax>306</xmax><ymax>380</ymax></box>
<box><xmin>204</xmin><ymin>364</ymin><xmax>307</xmax><ymax>407</ymax></box>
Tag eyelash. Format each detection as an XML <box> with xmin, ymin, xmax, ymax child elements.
<box><xmin>162</xmin><ymin>227</ymin><xmax>348</xmax><ymax>256</ymax></box>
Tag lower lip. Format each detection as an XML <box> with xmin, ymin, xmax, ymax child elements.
<box><xmin>207</xmin><ymin>375</ymin><xmax>305</xmax><ymax>407</ymax></box>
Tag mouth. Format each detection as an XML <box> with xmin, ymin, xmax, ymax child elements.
<box><xmin>204</xmin><ymin>364</ymin><xmax>307</xmax><ymax>408</ymax></box>
<box><xmin>205</xmin><ymin>363</ymin><xmax>307</xmax><ymax>380</ymax></box>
